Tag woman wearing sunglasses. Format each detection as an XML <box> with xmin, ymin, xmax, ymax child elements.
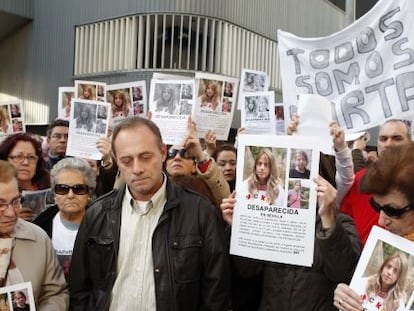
<box><xmin>34</xmin><ymin>157</ymin><xmax>96</xmax><ymax>281</ymax></box>
<box><xmin>164</xmin><ymin>119</ymin><xmax>230</xmax><ymax>210</ymax></box>
<box><xmin>334</xmin><ymin>142</ymin><xmax>414</xmax><ymax>311</ymax></box>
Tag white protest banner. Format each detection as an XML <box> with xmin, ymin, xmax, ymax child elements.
<box><xmin>278</xmin><ymin>0</ymin><xmax>414</xmax><ymax>133</ymax></box>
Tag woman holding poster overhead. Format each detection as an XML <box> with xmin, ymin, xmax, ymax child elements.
<box><xmin>334</xmin><ymin>142</ymin><xmax>414</xmax><ymax>311</ymax></box>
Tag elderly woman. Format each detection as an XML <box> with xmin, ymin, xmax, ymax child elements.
<box><xmin>334</xmin><ymin>142</ymin><xmax>414</xmax><ymax>311</ymax></box>
<box><xmin>34</xmin><ymin>157</ymin><xmax>96</xmax><ymax>281</ymax></box>
<box><xmin>164</xmin><ymin>118</ymin><xmax>230</xmax><ymax>209</ymax></box>
<box><xmin>0</xmin><ymin>133</ymin><xmax>50</xmax><ymax>221</ymax></box>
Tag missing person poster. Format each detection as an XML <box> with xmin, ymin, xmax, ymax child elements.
<box><xmin>194</xmin><ymin>72</ymin><xmax>239</xmax><ymax>141</ymax></box>
<box><xmin>0</xmin><ymin>282</ymin><xmax>36</xmax><ymax>310</ymax></box>
<box><xmin>149</xmin><ymin>79</ymin><xmax>195</xmax><ymax>145</ymax></box>
<box><xmin>66</xmin><ymin>99</ymin><xmax>111</xmax><ymax>160</ymax></box>
<box><xmin>350</xmin><ymin>226</ymin><xmax>414</xmax><ymax>311</ymax></box>
<box><xmin>230</xmin><ymin>134</ymin><xmax>320</xmax><ymax>267</ymax></box>
<box><xmin>0</xmin><ymin>100</ymin><xmax>25</xmax><ymax>137</ymax></box>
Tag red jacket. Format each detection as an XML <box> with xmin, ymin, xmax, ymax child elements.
<box><xmin>340</xmin><ymin>168</ymin><xmax>379</xmax><ymax>245</ymax></box>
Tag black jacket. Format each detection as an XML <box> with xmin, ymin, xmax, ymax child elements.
<box><xmin>33</xmin><ymin>205</ymin><xmax>59</xmax><ymax>238</ymax></box>
<box><xmin>69</xmin><ymin>178</ymin><xmax>230</xmax><ymax>311</ymax></box>
<box><xmin>232</xmin><ymin>213</ymin><xmax>361</xmax><ymax>311</ymax></box>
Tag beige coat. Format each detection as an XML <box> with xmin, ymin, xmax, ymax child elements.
<box><xmin>11</xmin><ymin>219</ymin><xmax>69</xmax><ymax>310</ymax></box>
<box><xmin>196</xmin><ymin>157</ymin><xmax>230</xmax><ymax>209</ymax></box>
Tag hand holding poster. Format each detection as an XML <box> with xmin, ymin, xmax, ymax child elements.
<box><xmin>278</xmin><ymin>0</ymin><xmax>414</xmax><ymax>133</ymax></box>
<box><xmin>230</xmin><ymin>134</ymin><xmax>320</xmax><ymax>267</ymax></box>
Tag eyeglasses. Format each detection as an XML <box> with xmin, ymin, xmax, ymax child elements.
<box><xmin>0</xmin><ymin>196</ymin><xmax>22</xmax><ymax>212</ymax></box>
<box><xmin>55</xmin><ymin>184</ymin><xmax>89</xmax><ymax>195</ymax></box>
<box><xmin>50</xmin><ymin>133</ymin><xmax>68</xmax><ymax>140</ymax></box>
<box><xmin>369</xmin><ymin>197</ymin><xmax>414</xmax><ymax>219</ymax></box>
<box><xmin>8</xmin><ymin>154</ymin><xmax>38</xmax><ymax>164</ymax></box>
<box><xmin>167</xmin><ymin>148</ymin><xmax>194</xmax><ymax>160</ymax></box>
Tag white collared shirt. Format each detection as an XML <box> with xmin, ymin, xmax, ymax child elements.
<box><xmin>109</xmin><ymin>177</ymin><xmax>166</xmax><ymax>311</ymax></box>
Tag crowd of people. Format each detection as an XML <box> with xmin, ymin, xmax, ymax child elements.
<box><xmin>0</xmin><ymin>101</ymin><xmax>413</xmax><ymax>311</ymax></box>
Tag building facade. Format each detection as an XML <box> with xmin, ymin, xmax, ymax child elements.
<box><xmin>0</xmin><ymin>0</ymin><xmax>345</xmax><ymax>129</ymax></box>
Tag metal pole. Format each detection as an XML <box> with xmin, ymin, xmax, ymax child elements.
<box><xmin>345</xmin><ymin>0</ymin><xmax>355</xmax><ymax>26</ymax></box>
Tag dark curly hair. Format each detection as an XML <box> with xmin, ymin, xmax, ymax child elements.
<box><xmin>0</xmin><ymin>133</ymin><xmax>50</xmax><ymax>189</ymax></box>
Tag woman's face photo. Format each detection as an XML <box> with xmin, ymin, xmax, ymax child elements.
<box><xmin>11</xmin><ymin>105</ymin><xmax>19</xmax><ymax>114</ymax></box>
<box><xmin>162</xmin><ymin>89</ymin><xmax>172</xmax><ymax>101</ymax></box>
<box><xmin>182</xmin><ymin>85</ymin><xmax>192</xmax><ymax>97</ymax></box>
<box><xmin>206</xmin><ymin>85</ymin><xmax>215</xmax><ymax>97</ymax></box>
<box><xmin>248</xmin><ymin>100</ymin><xmax>255</xmax><ymax>111</ymax></box>
<box><xmin>255</xmin><ymin>153</ymin><xmax>270</xmax><ymax>184</ymax></box>
<box><xmin>83</xmin><ymin>89</ymin><xmax>90</xmax><ymax>98</ymax></box>
<box><xmin>294</xmin><ymin>182</ymin><xmax>301</xmax><ymax>191</ymax></box>
<box><xmin>133</xmin><ymin>87</ymin><xmax>141</xmax><ymax>97</ymax></box>
<box><xmin>114</xmin><ymin>94</ymin><xmax>123</xmax><ymax>108</ymax></box>
<box><xmin>380</xmin><ymin>257</ymin><xmax>401</xmax><ymax>290</ymax></box>
<box><xmin>80</xmin><ymin>107</ymin><xmax>89</xmax><ymax>119</ymax></box>
<box><xmin>295</xmin><ymin>154</ymin><xmax>307</xmax><ymax>171</ymax></box>
<box><xmin>225</xmin><ymin>83</ymin><xmax>232</xmax><ymax>93</ymax></box>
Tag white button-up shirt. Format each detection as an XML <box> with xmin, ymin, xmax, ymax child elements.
<box><xmin>109</xmin><ymin>177</ymin><xmax>166</xmax><ymax>311</ymax></box>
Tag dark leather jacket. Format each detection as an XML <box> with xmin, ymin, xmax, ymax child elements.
<box><xmin>69</xmin><ymin>178</ymin><xmax>230</xmax><ymax>311</ymax></box>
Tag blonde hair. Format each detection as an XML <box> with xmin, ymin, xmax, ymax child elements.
<box><xmin>80</xmin><ymin>84</ymin><xmax>95</xmax><ymax>100</ymax></box>
<box><xmin>248</xmin><ymin>148</ymin><xmax>280</xmax><ymax>204</ymax></box>
<box><xmin>111</xmin><ymin>90</ymin><xmax>130</xmax><ymax>116</ymax></box>
<box><xmin>366</xmin><ymin>252</ymin><xmax>408</xmax><ymax>311</ymax></box>
<box><xmin>0</xmin><ymin>107</ymin><xmax>10</xmax><ymax>133</ymax></box>
<box><xmin>200</xmin><ymin>81</ymin><xmax>220</xmax><ymax>110</ymax></box>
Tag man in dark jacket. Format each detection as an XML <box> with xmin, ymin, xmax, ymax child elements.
<box><xmin>69</xmin><ymin>117</ymin><xmax>229</xmax><ymax>311</ymax></box>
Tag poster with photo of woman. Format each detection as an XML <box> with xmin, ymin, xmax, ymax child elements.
<box><xmin>350</xmin><ymin>226</ymin><xmax>414</xmax><ymax>311</ymax></box>
<box><xmin>230</xmin><ymin>134</ymin><xmax>321</xmax><ymax>267</ymax></box>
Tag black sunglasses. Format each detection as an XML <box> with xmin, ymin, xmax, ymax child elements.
<box><xmin>55</xmin><ymin>184</ymin><xmax>90</xmax><ymax>195</ymax></box>
<box><xmin>369</xmin><ymin>197</ymin><xmax>414</xmax><ymax>219</ymax></box>
<box><xmin>167</xmin><ymin>148</ymin><xmax>194</xmax><ymax>160</ymax></box>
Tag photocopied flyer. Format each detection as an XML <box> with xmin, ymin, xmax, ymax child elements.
<box><xmin>57</xmin><ymin>87</ymin><xmax>75</xmax><ymax>120</ymax></box>
<box><xmin>230</xmin><ymin>134</ymin><xmax>321</xmax><ymax>267</ymax></box>
<box><xmin>0</xmin><ymin>281</ymin><xmax>36</xmax><ymax>310</ymax></box>
<box><xmin>66</xmin><ymin>99</ymin><xmax>111</xmax><ymax>160</ymax></box>
<box><xmin>194</xmin><ymin>72</ymin><xmax>239</xmax><ymax>141</ymax></box>
<box><xmin>0</xmin><ymin>100</ymin><xmax>25</xmax><ymax>137</ymax></box>
<box><xmin>240</xmin><ymin>91</ymin><xmax>276</xmax><ymax>135</ymax></box>
<box><xmin>149</xmin><ymin>78</ymin><xmax>195</xmax><ymax>145</ymax></box>
<box><xmin>350</xmin><ymin>226</ymin><xmax>414</xmax><ymax>311</ymax></box>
